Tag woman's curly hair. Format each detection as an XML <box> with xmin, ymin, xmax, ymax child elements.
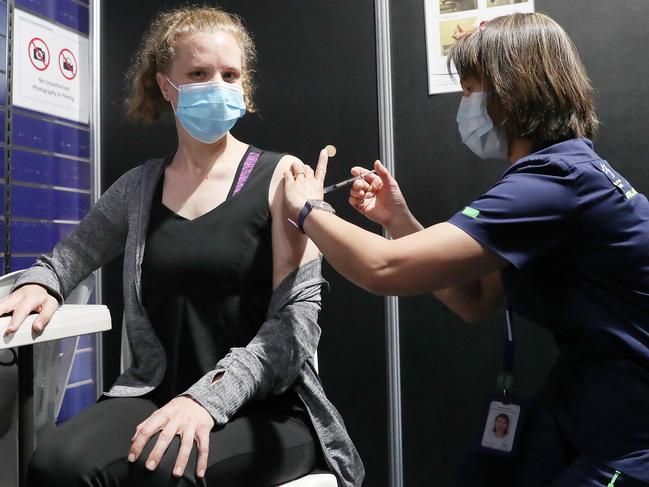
<box><xmin>124</xmin><ymin>5</ymin><xmax>257</xmax><ymax>122</ymax></box>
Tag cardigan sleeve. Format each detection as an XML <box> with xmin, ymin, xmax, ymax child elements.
<box><xmin>183</xmin><ymin>258</ymin><xmax>326</xmax><ymax>424</ymax></box>
<box><xmin>12</xmin><ymin>166</ymin><xmax>141</xmax><ymax>303</ymax></box>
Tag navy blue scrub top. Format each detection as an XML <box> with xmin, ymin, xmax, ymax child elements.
<box><xmin>448</xmin><ymin>138</ymin><xmax>649</xmax><ymax>479</ymax></box>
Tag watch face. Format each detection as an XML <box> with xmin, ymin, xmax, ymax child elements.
<box><xmin>307</xmin><ymin>199</ymin><xmax>334</xmax><ymax>212</ymax></box>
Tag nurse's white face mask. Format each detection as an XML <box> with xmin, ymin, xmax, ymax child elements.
<box><xmin>456</xmin><ymin>91</ymin><xmax>508</xmax><ymax>160</ymax></box>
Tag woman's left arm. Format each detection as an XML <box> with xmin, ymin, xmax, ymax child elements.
<box><xmin>269</xmin><ymin>155</ymin><xmax>322</xmax><ymax>287</ymax></box>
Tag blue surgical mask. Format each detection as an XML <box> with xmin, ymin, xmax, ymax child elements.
<box><xmin>167</xmin><ymin>78</ymin><xmax>247</xmax><ymax>144</ymax></box>
<box><xmin>456</xmin><ymin>91</ymin><xmax>508</xmax><ymax>160</ymax></box>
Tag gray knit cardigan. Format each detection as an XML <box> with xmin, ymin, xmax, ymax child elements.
<box><xmin>13</xmin><ymin>158</ymin><xmax>364</xmax><ymax>486</ymax></box>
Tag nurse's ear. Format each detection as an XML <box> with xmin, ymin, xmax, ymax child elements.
<box><xmin>485</xmin><ymin>89</ymin><xmax>507</xmax><ymax>126</ymax></box>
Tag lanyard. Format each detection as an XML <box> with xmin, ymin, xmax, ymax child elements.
<box><xmin>497</xmin><ymin>307</ymin><xmax>515</xmax><ymax>397</ymax></box>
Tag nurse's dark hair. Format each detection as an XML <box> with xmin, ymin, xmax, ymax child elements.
<box><xmin>448</xmin><ymin>12</ymin><xmax>598</xmax><ymax>147</ymax></box>
<box><xmin>124</xmin><ymin>5</ymin><xmax>256</xmax><ymax>122</ymax></box>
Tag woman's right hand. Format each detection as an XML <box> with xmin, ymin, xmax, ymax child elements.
<box><xmin>348</xmin><ymin>160</ymin><xmax>412</xmax><ymax>232</ymax></box>
<box><xmin>0</xmin><ymin>285</ymin><xmax>59</xmax><ymax>335</ymax></box>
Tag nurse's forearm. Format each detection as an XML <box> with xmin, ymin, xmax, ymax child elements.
<box><xmin>301</xmin><ymin>210</ymin><xmax>506</xmax><ymax>297</ymax></box>
<box><xmin>301</xmin><ymin>210</ymin><xmax>399</xmax><ymax>294</ymax></box>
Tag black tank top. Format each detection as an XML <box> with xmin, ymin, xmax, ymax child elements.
<box><xmin>142</xmin><ymin>147</ymin><xmax>302</xmax><ymax>412</ymax></box>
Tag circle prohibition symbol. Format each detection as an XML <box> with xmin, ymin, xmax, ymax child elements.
<box><xmin>28</xmin><ymin>37</ymin><xmax>50</xmax><ymax>71</ymax></box>
<box><xmin>58</xmin><ymin>48</ymin><xmax>78</xmax><ymax>80</ymax></box>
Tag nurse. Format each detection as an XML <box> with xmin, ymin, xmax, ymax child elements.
<box><xmin>283</xmin><ymin>12</ymin><xmax>649</xmax><ymax>487</ymax></box>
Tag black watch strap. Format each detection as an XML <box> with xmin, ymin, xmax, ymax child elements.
<box><xmin>297</xmin><ymin>199</ymin><xmax>335</xmax><ymax>233</ymax></box>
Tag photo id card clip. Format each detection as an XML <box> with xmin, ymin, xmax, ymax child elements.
<box><xmin>479</xmin><ymin>395</ymin><xmax>524</xmax><ymax>457</ymax></box>
<box><xmin>479</xmin><ymin>307</ymin><xmax>524</xmax><ymax>457</ymax></box>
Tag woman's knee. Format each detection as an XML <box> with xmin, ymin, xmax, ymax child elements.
<box><xmin>129</xmin><ymin>434</ymin><xmax>198</xmax><ymax>487</ymax></box>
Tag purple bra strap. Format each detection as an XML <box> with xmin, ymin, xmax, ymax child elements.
<box><xmin>232</xmin><ymin>150</ymin><xmax>261</xmax><ymax>196</ymax></box>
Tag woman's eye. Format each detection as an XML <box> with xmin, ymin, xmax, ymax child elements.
<box><xmin>222</xmin><ymin>71</ymin><xmax>239</xmax><ymax>81</ymax></box>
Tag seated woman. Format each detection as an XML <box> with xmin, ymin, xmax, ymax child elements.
<box><xmin>283</xmin><ymin>12</ymin><xmax>649</xmax><ymax>487</ymax></box>
<box><xmin>0</xmin><ymin>6</ymin><xmax>363</xmax><ymax>487</ymax></box>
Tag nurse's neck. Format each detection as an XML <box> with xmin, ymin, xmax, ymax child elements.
<box><xmin>507</xmin><ymin>136</ymin><xmax>534</xmax><ymax>164</ymax></box>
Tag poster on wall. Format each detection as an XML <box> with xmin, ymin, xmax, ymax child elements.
<box><xmin>424</xmin><ymin>0</ymin><xmax>535</xmax><ymax>95</ymax></box>
<box><xmin>12</xmin><ymin>8</ymin><xmax>89</xmax><ymax>123</ymax></box>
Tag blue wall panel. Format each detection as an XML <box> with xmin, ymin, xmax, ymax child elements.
<box><xmin>0</xmin><ymin>73</ymin><xmax>6</xmax><ymax>106</ymax></box>
<box><xmin>11</xmin><ymin>220</ymin><xmax>76</xmax><ymax>253</ymax></box>
<box><xmin>56</xmin><ymin>382</ymin><xmax>95</xmax><ymax>423</ymax></box>
<box><xmin>15</xmin><ymin>0</ymin><xmax>89</xmax><ymax>34</ymax></box>
<box><xmin>0</xmin><ymin>109</ymin><xmax>5</xmax><ymax>142</ymax></box>
<box><xmin>13</xmin><ymin>114</ymin><xmax>90</xmax><ymax>158</ymax></box>
<box><xmin>14</xmin><ymin>107</ymin><xmax>89</xmax><ymax>128</ymax></box>
<box><xmin>11</xmin><ymin>256</ymin><xmax>37</xmax><ymax>270</ymax></box>
<box><xmin>0</xmin><ymin>2</ymin><xmax>6</xmax><ymax>36</ymax></box>
<box><xmin>0</xmin><ymin>36</ymin><xmax>6</xmax><ymax>72</ymax></box>
<box><xmin>13</xmin><ymin>150</ymin><xmax>90</xmax><ymax>189</ymax></box>
<box><xmin>0</xmin><ymin>149</ymin><xmax>5</xmax><ymax>178</ymax></box>
<box><xmin>56</xmin><ymin>0</ymin><xmax>89</xmax><ymax>35</ymax></box>
<box><xmin>67</xmin><ymin>350</ymin><xmax>93</xmax><ymax>383</ymax></box>
<box><xmin>77</xmin><ymin>333</ymin><xmax>94</xmax><ymax>349</ymax></box>
<box><xmin>12</xmin><ymin>185</ymin><xmax>89</xmax><ymax>220</ymax></box>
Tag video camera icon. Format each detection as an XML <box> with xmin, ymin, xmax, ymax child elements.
<box><xmin>62</xmin><ymin>56</ymin><xmax>74</xmax><ymax>73</ymax></box>
<box><xmin>58</xmin><ymin>49</ymin><xmax>77</xmax><ymax>79</ymax></box>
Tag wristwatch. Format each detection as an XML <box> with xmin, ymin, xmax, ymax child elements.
<box><xmin>297</xmin><ymin>199</ymin><xmax>335</xmax><ymax>233</ymax></box>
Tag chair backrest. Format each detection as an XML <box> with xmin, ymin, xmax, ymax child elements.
<box><xmin>36</xmin><ymin>272</ymin><xmax>96</xmax><ymax>439</ymax></box>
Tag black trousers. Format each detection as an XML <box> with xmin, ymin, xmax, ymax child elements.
<box><xmin>27</xmin><ymin>397</ymin><xmax>322</xmax><ymax>487</ymax></box>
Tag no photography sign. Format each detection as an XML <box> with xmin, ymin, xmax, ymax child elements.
<box><xmin>13</xmin><ymin>9</ymin><xmax>89</xmax><ymax>123</ymax></box>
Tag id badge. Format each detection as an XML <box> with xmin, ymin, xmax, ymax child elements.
<box><xmin>479</xmin><ymin>396</ymin><xmax>524</xmax><ymax>457</ymax></box>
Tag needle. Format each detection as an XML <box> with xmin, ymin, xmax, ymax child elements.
<box><xmin>323</xmin><ymin>170</ymin><xmax>377</xmax><ymax>194</ymax></box>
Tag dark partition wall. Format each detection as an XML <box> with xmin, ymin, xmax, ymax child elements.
<box><xmin>390</xmin><ymin>1</ymin><xmax>649</xmax><ymax>485</ymax></box>
<box><xmin>101</xmin><ymin>1</ymin><xmax>389</xmax><ymax>485</ymax></box>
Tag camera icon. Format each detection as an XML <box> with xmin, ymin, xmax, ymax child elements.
<box><xmin>33</xmin><ymin>46</ymin><xmax>46</xmax><ymax>62</ymax></box>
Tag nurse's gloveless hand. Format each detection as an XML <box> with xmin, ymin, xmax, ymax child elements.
<box><xmin>348</xmin><ymin>160</ymin><xmax>409</xmax><ymax>229</ymax></box>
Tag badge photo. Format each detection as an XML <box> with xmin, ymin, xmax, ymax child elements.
<box><xmin>480</xmin><ymin>398</ymin><xmax>523</xmax><ymax>457</ymax></box>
